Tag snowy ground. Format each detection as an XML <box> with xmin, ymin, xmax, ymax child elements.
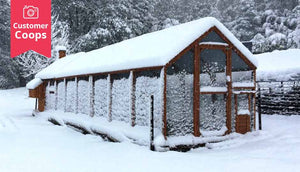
<box><xmin>0</xmin><ymin>88</ymin><xmax>300</xmax><ymax>172</ymax></box>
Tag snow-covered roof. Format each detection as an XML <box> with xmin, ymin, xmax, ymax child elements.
<box><xmin>255</xmin><ymin>49</ymin><xmax>300</xmax><ymax>81</ymax></box>
<box><xmin>26</xmin><ymin>78</ymin><xmax>43</xmax><ymax>89</ymax></box>
<box><xmin>36</xmin><ymin>17</ymin><xmax>257</xmax><ymax>79</ymax></box>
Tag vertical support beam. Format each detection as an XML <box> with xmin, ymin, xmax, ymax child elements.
<box><xmin>163</xmin><ymin>67</ymin><xmax>167</xmax><ymax>139</ymax></box>
<box><xmin>226</xmin><ymin>48</ymin><xmax>232</xmax><ymax>134</ymax></box>
<box><xmin>64</xmin><ymin>78</ymin><xmax>67</xmax><ymax>112</ymax></box>
<box><xmin>75</xmin><ymin>77</ymin><xmax>78</xmax><ymax>114</ymax></box>
<box><xmin>108</xmin><ymin>74</ymin><xmax>112</xmax><ymax>122</ymax></box>
<box><xmin>253</xmin><ymin>70</ymin><xmax>257</xmax><ymax>89</ymax></box>
<box><xmin>38</xmin><ymin>82</ymin><xmax>46</xmax><ymax>112</ymax></box>
<box><xmin>89</xmin><ymin>75</ymin><xmax>95</xmax><ymax>117</ymax></box>
<box><xmin>55</xmin><ymin>80</ymin><xmax>58</xmax><ymax>110</ymax></box>
<box><xmin>193</xmin><ymin>45</ymin><xmax>200</xmax><ymax>137</ymax></box>
<box><xmin>253</xmin><ymin>70</ymin><xmax>257</xmax><ymax>130</ymax></box>
<box><xmin>130</xmin><ymin>71</ymin><xmax>136</xmax><ymax>127</ymax></box>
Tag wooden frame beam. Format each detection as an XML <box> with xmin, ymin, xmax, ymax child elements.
<box><xmin>37</xmin><ymin>82</ymin><xmax>46</xmax><ymax>112</ymax></box>
<box><xmin>163</xmin><ymin>67</ymin><xmax>167</xmax><ymax>139</ymax></box>
<box><xmin>193</xmin><ymin>45</ymin><xmax>200</xmax><ymax>137</ymax></box>
<box><xmin>253</xmin><ymin>70</ymin><xmax>257</xmax><ymax>130</ymax></box>
<box><xmin>51</xmin><ymin>66</ymin><xmax>163</xmax><ymax>81</ymax></box>
<box><xmin>226</xmin><ymin>48</ymin><xmax>232</xmax><ymax>134</ymax></box>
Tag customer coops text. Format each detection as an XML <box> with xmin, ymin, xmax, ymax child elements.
<box><xmin>13</xmin><ymin>23</ymin><xmax>49</xmax><ymax>42</ymax></box>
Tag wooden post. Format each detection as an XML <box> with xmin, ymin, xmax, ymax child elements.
<box><xmin>225</xmin><ymin>48</ymin><xmax>232</xmax><ymax>134</ymax></box>
<box><xmin>64</xmin><ymin>78</ymin><xmax>67</xmax><ymax>112</ymax></box>
<box><xmin>108</xmin><ymin>74</ymin><xmax>112</xmax><ymax>122</ymax></box>
<box><xmin>131</xmin><ymin>71</ymin><xmax>136</xmax><ymax>127</ymax></box>
<box><xmin>258</xmin><ymin>86</ymin><xmax>262</xmax><ymax>130</ymax></box>
<box><xmin>163</xmin><ymin>67</ymin><xmax>167</xmax><ymax>139</ymax></box>
<box><xmin>38</xmin><ymin>83</ymin><xmax>46</xmax><ymax>112</ymax></box>
<box><xmin>193</xmin><ymin>45</ymin><xmax>200</xmax><ymax>137</ymax></box>
<box><xmin>75</xmin><ymin>77</ymin><xmax>79</xmax><ymax>114</ymax></box>
<box><xmin>89</xmin><ymin>76</ymin><xmax>95</xmax><ymax>117</ymax></box>
<box><xmin>253</xmin><ymin>70</ymin><xmax>257</xmax><ymax>130</ymax></box>
<box><xmin>150</xmin><ymin>95</ymin><xmax>155</xmax><ymax>151</ymax></box>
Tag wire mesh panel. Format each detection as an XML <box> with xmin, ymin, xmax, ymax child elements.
<box><xmin>78</xmin><ymin>77</ymin><xmax>89</xmax><ymax>115</ymax></box>
<box><xmin>111</xmin><ymin>73</ymin><xmax>131</xmax><ymax>123</ymax></box>
<box><xmin>135</xmin><ymin>69</ymin><xmax>163</xmax><ymax>130</ymax></box>
<box><xmin>45</xmin><ymin>80</ymin><xmax>56</xmax><ymax>110</ymax></box>
<box><xmin>166</xmin><ymin>49</ymin><xmax>194</xmax><ymax>136</ymax></box>
<box><xmin>57</xmin><ymin>80</ymin><xmax>65</xmax><ymax>111</ymax></box>
<box><xmin>200</xmin><ymin>94</ymin><xmax>226</xmax><ymax>132</ymax></box>
<box><xmin>94</xmin><ymin>75</ymin><xmax>109</xmax><ymax>118</ymax></box>
<box><xmin>66</xmin><ymin>78</ymin><xmax>76</xmax><ymax>113</ymax></box>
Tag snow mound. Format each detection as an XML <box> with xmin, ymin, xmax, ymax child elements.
<box><xmin>255</xmin><ymin>49</ymin><xmax>300</xmax><ymax>81</ymax></box>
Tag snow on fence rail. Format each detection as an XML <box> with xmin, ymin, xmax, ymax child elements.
<box><xmin>257</xmin><ymin>81</ymin><xmax>300</xmax><ymax>115</ymax></box>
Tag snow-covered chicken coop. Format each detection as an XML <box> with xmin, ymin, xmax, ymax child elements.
<box><xmin>27</xmin><ymin>17</ymin><xmax>257</xmax><ymax>144</ymax></box>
